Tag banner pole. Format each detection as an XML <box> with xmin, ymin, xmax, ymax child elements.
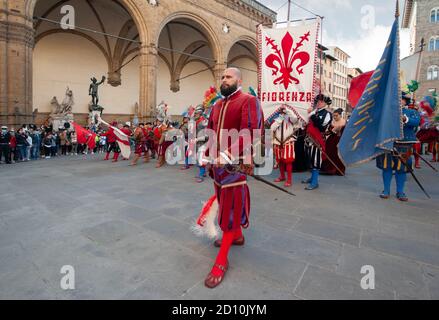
<box><xmin>287</xmin><ymin>0</ymin><xmax>291</xmax><ymax>21</ymax></box>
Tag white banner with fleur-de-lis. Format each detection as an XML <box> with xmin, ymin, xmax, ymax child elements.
<box><xmin>258</xmin><ymin>20</ymin><xmax>320</xmax><ymax>123</ymax></box>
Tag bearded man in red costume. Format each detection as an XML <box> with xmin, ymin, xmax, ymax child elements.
<box><xmin>203</xmin><ymin>68</ymin><xmax>264</xmax><ymax>289</ymax></box>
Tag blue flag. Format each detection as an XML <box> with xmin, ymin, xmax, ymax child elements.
<box><xmin>339</xmin><ymin>18</ymin><xmax>403</xmax><ymax>166</ymax></box>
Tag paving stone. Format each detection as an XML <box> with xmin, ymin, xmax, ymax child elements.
<box><xmin>260</xmin><ymin>230</ymin><xmax>343</xmax><ymax>271</ymax></box>
<box><xmin>114</xmin><ymin>205</ymin><xmax>160</xmax><ymax>224</ymax></box>
<box><xmin>0</xmin><ymin>155</ymin><xmax>438</xmax><ymax>299</ymax></box>
<box><xmin>259</xmin><ymin>211</ymin><xmax>300</xmax><ymax>231</ymax></box>
<box><xmin>232</xmin><ymin>245</ymin><xmax>307</xmax><ymax>290</ymax></box>
<box><xmin>422</xmin><ymin>265</ymin><xmax>439</xmax><ymax>299</ymax></box>
<box><xmin>142</xmin><ymin>216</ymin><xmax>211</xmax><ymax>253</ymax></box>
<box><xmin>337</xmin><ymin>245</ymin><xmax>429</xmax><ymax>299</ymax></box>
<box><xmin>295</xmin><ymin>265</ymin><xmax>395</xmax><ymax>300</ymax></box>
<box><xmin>81</xmin><ymin>220</ymin><xmax>145</xmax><ymax>246</ymax></box>
<box><xmin>130</xmin><ymin>244</ymin><xmax>214</xmax><ymax>296</ymax></box>
<box><xmin>122</xmin><ymin>278</ymin><xmax>180</xmax><ymax>300</ymax></box>
<box><xmin>294</xmin><ymin>217</ymin><xmax>361</xmax><ymax>246</ymax></box>
<box><xmin>0</xmin><ymin>268</ymin><xmax>56</xmax><ymax>300</ymax></box>
<box><xmin>378</xmin><ymin>215</ymin><xmax>439</xmax><ymax>245</ymax></box>
<box><xmin>183</xmin><ymin>268</ymin><xmax>300</xmax><ymax>300</ymax></box>
<box><xmin>361</xmin><ymin>230</ymin><xmax>439</xmax><ymax>267</ymax></box>
<box><xmin>294</xmin><ymin>203</ymin><xmax>380</xmax><ymax>231</ymax></box>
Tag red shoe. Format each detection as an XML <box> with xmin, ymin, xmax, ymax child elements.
<box><xmin>204</xmin><ymin>261</ymin><xmax>229</xmax><ymax>289</ymax></box>
<box><xmin>214</xmin><ymin>237</ymin><xmax>245</xmax><ymax>248</ymax></box>
<box><xmin>274</xmin><ymin>177</ymin><xmax>286</xmax><ymax>183</ymax></box>
<box><xmin>284</xmin><ymin>181</ymin><xmax>292</xmax><ymax>187</ymax></box>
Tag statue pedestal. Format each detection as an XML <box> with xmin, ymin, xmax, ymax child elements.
<box><xmin>50</xmin><ymin>113</ymin><xmax>74</xmax><ymax>131</ymax></box>
<box><xmin>89</xmin><ymin>110</ymin><xmax>103</xmax><ymax>126</ymax></box>
<box><xmin>133</xmin><ymin>115</ymin><xmax>139</xmax><ymax>127</ymax></box>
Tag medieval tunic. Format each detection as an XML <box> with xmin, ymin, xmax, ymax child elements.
<box><xmin>207</xmin><ymin>89</ymin><xmax>264</xmax><ymax>232</ymax></box>
<box><xmin>305</xmin><ymin>108</ymin><xmax>332</xmax><ymax>170</ymax></box>
<box><xmin>101</xmin><ymin>127</ymin><xmax>120</xmax><ymax>153</ymax></box>
<box><xmin>134</xmin><ymin>127</ymin><xmax>145</xmax><ymax>155</ymax></box>
<box><xmin>155</xmin><ymin>124</ymin><xmax>173</xmax><ymax>157</ymax></box>
<box><xmin>376</xmin><ymin>107</ymin><xmax>421</xmax><ymax>173</ymax></box>
<box><xmin>271</xmin><ymin>113</ymin><xmax>299</xmax><ymax>164</ymax></box>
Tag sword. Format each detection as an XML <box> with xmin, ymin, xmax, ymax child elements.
<box><xmin>216</xmin><ymin>161</ymin><xmax>296</xmax><ymax>197</ymax></box>
<box><xmin>252</xmin><ymin>174</ymin><xmax>296</xmax><ymax>196</ymax></box>
<box><xmin>393</xmin><ymin>148</ymin><xmax>431</xmax><ymax>199</ymax></box>
<box><xmin>307</xmin><ymin>134</ymin><xmax>346</xmax><ymax>177</ymax></box>
<box><xmin>414</xmin><ymin>151</ymin><xmax>439</xmax><ymax>173</ymax></box>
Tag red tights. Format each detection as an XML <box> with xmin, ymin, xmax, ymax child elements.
<box><xmin>211</xmin><ymin>227</ymin><xmax>243</xmax><ymax>277</ymax></box>
<box><xmin>278</xmin><ymin>162</ymin><xmax>293</xmax><ymax>183</ymax></box>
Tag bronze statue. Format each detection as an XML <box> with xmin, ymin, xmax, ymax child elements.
<box><xmin>89</xmin><ymin>76</ymin><xmax>106</xmax><ymax>106</ymax></box>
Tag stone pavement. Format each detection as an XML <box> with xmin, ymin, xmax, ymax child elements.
<box><xmin>0</xmin><ymin>154</ymin><xmax>438</xmax><ymax>300</ymax></box>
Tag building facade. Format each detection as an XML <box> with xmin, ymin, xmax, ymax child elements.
<box><xmin>316</xmin><ymin>44</ymin><xmax>337</xmax><ymax>104</ymax></box>
<box><xmin>0</xmin><ymin>0</ymin><xmax>275</xmax><ymax>127</ymax></box>
<box><xmin>403</xmin><ymin>0</ymin><xmax>439</xmax><ymax>97</ymax></box>
<box><xmin>328</xmin><ymin>46</ymin><xmax>350</xmax><ymax>111</ymax></box>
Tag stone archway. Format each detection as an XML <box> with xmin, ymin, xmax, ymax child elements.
<box><xmin>25</xmin><ymin>0</ymin><xmax>151</xmax><ymax>124</ymax></box>
<box><xmin>155</xmin><ymin>13</ymin><xmax>222</xmax><ymax>115</ymax></box>
<box><xmin>27</xmin><ymin>0</ymin><xmax>150</xmax><ymax>124</ymax></box>
<box><xmin>227</xmin><ymin>37</ymin><xmax>258</xmax><ymax>91</ymax></box>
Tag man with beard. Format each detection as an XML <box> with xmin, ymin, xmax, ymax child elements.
<box><xmin>203</xmin><ymin>68</ymin><xmax>264</xmax><ymax>288</ymax></box>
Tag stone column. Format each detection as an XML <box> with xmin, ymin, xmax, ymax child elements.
<box><xmin>0</xmin><ymin>6</ymin><xmax>34</xmax><ymax>127</ymax></box>
<box><xmin>139</xmin><ymin>43</ymin><xmax>158</xmax><ymax>121</ymax></box>
<box><xmin>0</xmin><ymin>11</ymin><xmax>7</xmax><ymax>126</ymax></box>
<box><xmin>213</xmin><ymin>62</ymin><xmax>227</xmax><ymax>89</ymax></box>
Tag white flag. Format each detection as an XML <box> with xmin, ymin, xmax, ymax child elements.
<box><xmin>258</xmin><ymin>19</ymin><xmax>320</xmax><ymax>122</ymax></box>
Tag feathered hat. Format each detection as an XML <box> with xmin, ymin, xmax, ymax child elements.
<box><xmin>314</xmin><ymin>94</ymin><xmax>332</xmax><ymax>106</ymax></box>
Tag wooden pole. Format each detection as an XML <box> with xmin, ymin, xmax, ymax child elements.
<box><xmin>287</xmin><ymin>0</ymin><xmax>291</xmax><ymax>21</ymax></box>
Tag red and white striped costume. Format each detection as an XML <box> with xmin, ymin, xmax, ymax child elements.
<box><xmin>271</xmin><ymin>109</ymin><xmax>301</xmax><ymax>187</ymax></box>
<box><xmin>271</xmin><ymin>111</ymin><xmax>300</xmax><ymax>164</ymax></box>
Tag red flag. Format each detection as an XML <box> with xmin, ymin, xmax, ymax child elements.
<box><xmin>72</xmin><ymin>122</ymin><xmax>96</xmax><ymax>150</ymax></box>
<box><xmin>306</xmin><ymin>121</ymin><xmax>326</xmax><ymax>161</ymax></box>
<box><xmin>348</xmin><ymin>71</ymin><xmax>374</xmax><ymax>109</ymax></box>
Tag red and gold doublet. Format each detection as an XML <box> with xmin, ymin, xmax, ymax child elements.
<box><xmin>207</xmin><ymin>89</ymin><xmax>264</xmax><ymax>232</ymax></box>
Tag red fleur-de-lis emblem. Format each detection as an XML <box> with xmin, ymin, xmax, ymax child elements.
<box><xmin>265</xmin><ymin>31</ymin><xmax>311</xmax><ymax>89</ymax></box>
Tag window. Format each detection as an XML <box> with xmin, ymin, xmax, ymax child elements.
<box><xmin>431</xmin><ymin>8</ymin><xmax>439</xmax><ymax>23</ymax></box>
<box><xmin>427</xmin><ymin>65</ymin><xmax>439</xmax><ymax>80</ymax></box>
<box><xmin>429</xmin><ymin>36</ymin><xmax>439</xmax><ymax>51</ymax></box>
